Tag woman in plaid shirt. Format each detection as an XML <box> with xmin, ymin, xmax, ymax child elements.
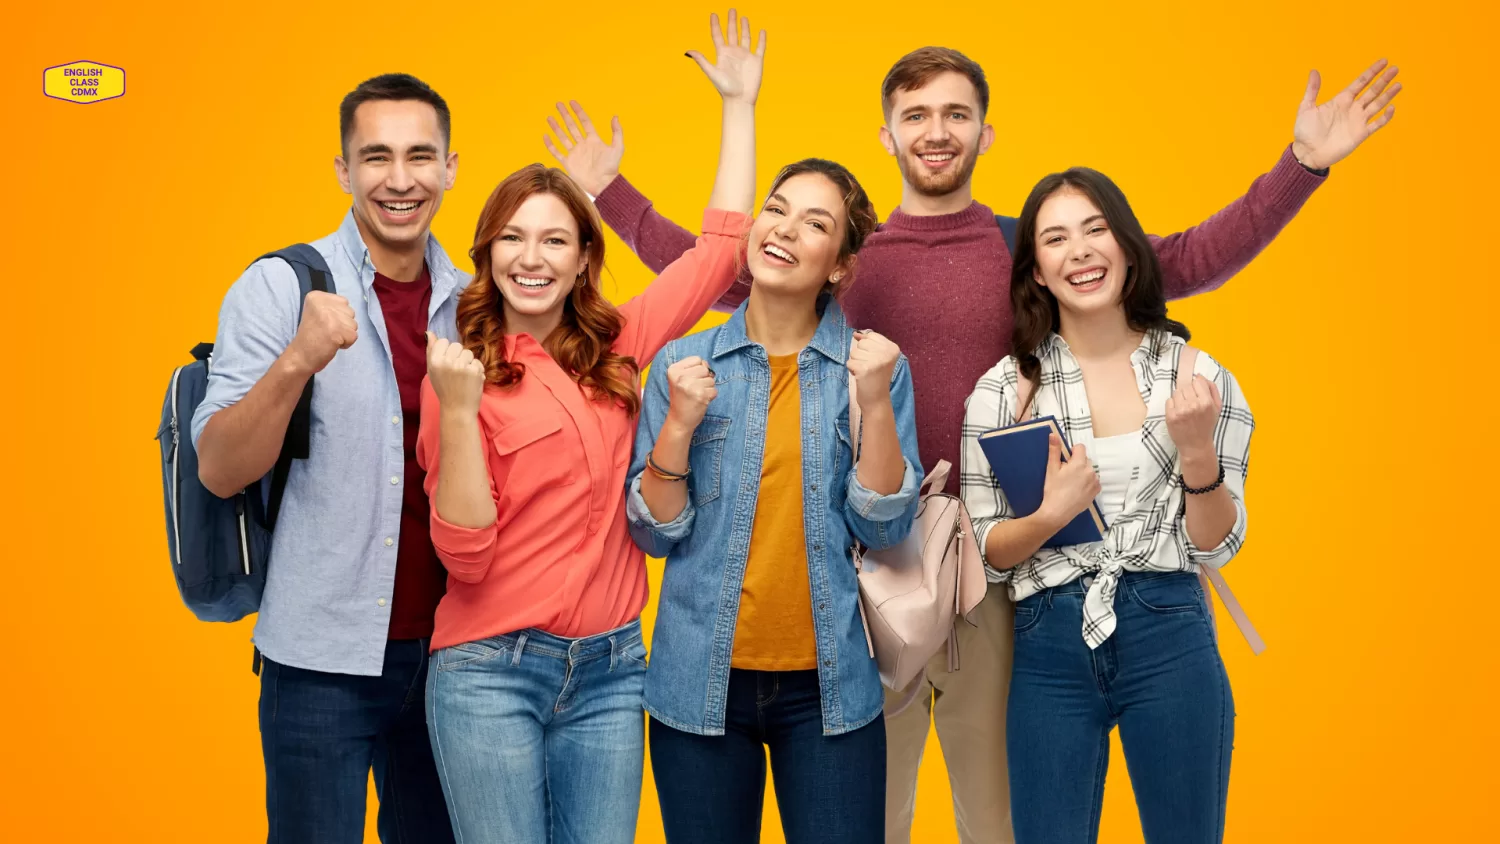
<box><xmin>961</xmin><ymin>167</ymin><xmax>1254</xmax><ymax>844</ymax></box>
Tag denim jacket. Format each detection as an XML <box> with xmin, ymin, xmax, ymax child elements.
<box><xmin>626</xmin><ymin>297</ymin><xmax>923</xmax><ymax>736</ymax></box>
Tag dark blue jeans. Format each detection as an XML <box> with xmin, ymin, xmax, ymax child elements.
<box><xmin>1008</xmin><ymin>571</ymin><xmax>1235</xmax><ymax>844</ymax></box>
<box><xmin>258</xmin><ymin>638</ymin><xmax>454</xmax><ymax>844</ymax></box>
<box><xmin>649</xmin><ymin>668</ymin><xmax>886</xmax><ymax>844</ymax></box>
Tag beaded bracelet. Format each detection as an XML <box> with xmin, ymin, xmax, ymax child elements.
<box><xmin>1181</xmin><ymin>463</ymin><xmax>1225</xmax><ymax>495</ymax></box>
<box><xmin>646</xmin><ymin>451</ymin><xmax>689</xmax><ymax>482</ymax></box>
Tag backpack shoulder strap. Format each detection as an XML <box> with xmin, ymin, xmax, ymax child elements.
<box><xmin>250</xmin><ymin>244</ymin><xmax>331</xmax><ymax>530</ymax></box>
<box><xmin>1176</xmin><ymin>344</ymin><xmax>1200</xmax><ymax>393</ymax></box>
<box><xmin>995</xmin><ymin>215</ymin><xmax>1019</xmax><ymax>254</ymax></box>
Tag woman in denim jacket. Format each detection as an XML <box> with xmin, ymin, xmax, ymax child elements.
<box><xmin>626</xmin><ymin>157</ymin><xmax>923</xmax><ymax>844</ymax></box>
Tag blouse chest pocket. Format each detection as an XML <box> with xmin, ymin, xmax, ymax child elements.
<box><xmin>491</xmin><ymin>414</ymin><xmax>579</xmax><ymax>489</ymax></box>
<box><xmin>688</xmin><ymin>414</ymin><xmax>732</xmax><ymax>507</ymax></box>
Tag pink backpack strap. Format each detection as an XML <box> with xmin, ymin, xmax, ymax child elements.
<box><xmin>1177</xmin><ymin>344</ymin><xmax>1266</xmax><ymax>655</ymax></box>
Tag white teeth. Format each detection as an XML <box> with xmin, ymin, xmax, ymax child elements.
<box><xmin>1068</xmin><ymin>269</ymin><xmax>1105</xmax><ymax>285</ymax></box>
<box><xmin>381</xmin><ymin>201</ymin><xmax>419</xmax><ymax>212</ymax></box>
<box><xmin>920</xmin><ymin>153</ymin><xmax>955</xmax><ymax>162</ymax></box>
<box><xmin>763</xmin><ymin>244</ymin><xmax>796</xmax><ymax>264</ymax></box>
<box><xmin>512</xmin><ymin>275</ymin><xmax>552</xmax><ymax>289</ymax></box>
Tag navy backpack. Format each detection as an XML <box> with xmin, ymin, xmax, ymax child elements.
<box><xmin>157</xmin><ymin>244</ymin><xmax>329</xmax><ymax>622</ymax></box>
<box><xmin>996</xmin><ymin>214</ymin><xmax>1019</xmax><ymax>253</ymax></box>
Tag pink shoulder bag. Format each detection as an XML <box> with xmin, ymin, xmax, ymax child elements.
<box><xmin>847</xmin><ymin>359</ymin><xmax>988</xmax><ymax>695</ymax></box>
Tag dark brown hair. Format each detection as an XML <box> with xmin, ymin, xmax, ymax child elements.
<box><xmin>339</xmin><ymin>73</ymin><xmax>451</xmax><ymax>157</ymax></box>
<box><xmin>760</xmin><ymin>158</ymin><xmax>879</xmax><ymax>297</ymax></box>
<box><xmin>1010</xmin><ymin>167</ymin><xmax>1190</xmax><ymax>413</ymax></box>
<box><xmin>456</xmin><ymin>164</ymin><xmax>640</xmax><ymax>415</ymax></box>
<box><xmin>881</xmin><ymin>47</ymin><xmax>990</xmax><ymax>120</ymax></box>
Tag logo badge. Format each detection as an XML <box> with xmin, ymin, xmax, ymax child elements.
<box><xmin>44</xmin><ymin>61</ymin><xmax>125</xmax><ymax>104</ymax></box>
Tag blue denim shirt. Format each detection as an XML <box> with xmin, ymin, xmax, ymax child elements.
<box><xmin>626</xmin><ymin>297</ymin><xmax>923</xmax><ymax>736</ymax></box>
<box><xmin>191</xmin><ymin>210</ymin><xmax>468</xmax><ymax>676</ymax></box>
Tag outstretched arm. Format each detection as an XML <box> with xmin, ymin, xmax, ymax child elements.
<box><xmin>546</xmin><ymin>16</ymin><xmax>761</xmax><ymax>312</ymax></box>
<box><xmin>1153</xmin><ymin>59</ymin><xmax>1403</xmax><ymax>300</ymax></box>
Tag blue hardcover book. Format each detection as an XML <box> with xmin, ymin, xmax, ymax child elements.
<box><xmin>976</xmin><ymin>416</ymin><xmax>1107</xmax><ymax>547</ymax></box>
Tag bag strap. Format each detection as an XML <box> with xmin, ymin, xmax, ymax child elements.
<box><xmin>251</xmin><ymin>244</ymin><xmax>331</xmax><ymax>531</ymax></box>
<box><xmin>995</xmin><ymin>215</ymin><xmax>1019</xmax><ymax>254</ymax></box>
<box><xmin>1176</xmin><ymin>343</ymin><xmax>1266</xmax><ymax>655</ymax></box>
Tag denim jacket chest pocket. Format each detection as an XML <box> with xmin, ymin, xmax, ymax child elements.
<box><xmin>688</xmin><ymin>414</ymin><xmax>733</xmax><ymax>507</ymax></box>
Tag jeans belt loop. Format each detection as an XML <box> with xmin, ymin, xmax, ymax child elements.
<box><xmin>512</xmin><ymin>633</ymin><xmax>529</xmax><ymax>666</ymax></box>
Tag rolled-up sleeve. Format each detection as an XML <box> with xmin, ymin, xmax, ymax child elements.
<box><xmin>415</xmin><ymin>378</ymin><xmax>501</xmax><ymax>583</ymax></box>
<box><xmin>961</xmin><ymin>364</ymin><xmax>1019</xmax><ymax>580</ymax></box>
<box><xmin>624</xmin><ymin>350</ymin><xmax>696</xmax><ymax>558</ymax></box>
<box><xmin>1176</xmin><ymin>362</ymin><xmax>1253</xmax><ymax>569</ymax></box>
<box><xmin>843</xmin><ymin>357</ymin><xmax>922</xmax><ymax>551</ymax></box>
<box><xmin>190</xmin><ymin>259</ymin><xmax>302</xmax><ymax>450</ymax></box>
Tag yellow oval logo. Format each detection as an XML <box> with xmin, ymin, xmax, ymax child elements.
<box><xmin>44</xmin><ymin>61</ymin><xmax>125</xmax><ymax>104</ymax></box>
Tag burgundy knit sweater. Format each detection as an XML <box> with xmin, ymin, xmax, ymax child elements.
<box><xmin>595</xmin><ymin>146</ymin><xmax>1324</xmax><ymax>493</ymax></box>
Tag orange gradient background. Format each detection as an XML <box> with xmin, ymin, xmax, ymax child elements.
<box><xmin>5</xmin><ymin>0</ymin><xmax>1494</xmax><ymax>841</ymax></box>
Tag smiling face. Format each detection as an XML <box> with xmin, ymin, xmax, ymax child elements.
<box><xmin>488</xmin><ymin>191</ymin><xmax>588</xmax><ymax>337</ymax></box>
<box><xmin>880</xmin><ymin>71</ymin><xmax>994</xmax><ymax>198</ymax></box>
<box><xmin>336</xmin><ymin>99</ymin><xmax>457</xmax><ymax>256</ymax></box>
<box><xmin>1030</xmin><ymin>187</ymin><xmax>1131</xmax><ymax>319</ymax></box>
<box><xmin>746</xmin><ymin>172</ymin><xmax>852</xmax><ymax>301</ymax></box>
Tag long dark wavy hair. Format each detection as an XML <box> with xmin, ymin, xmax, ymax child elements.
<box><xmin>1009</xmin><ymin>167</ymin><xmax>1189</xmax><ymax>415</ymax></box>
<box><xmin>455</xmin><ymin>164</ymin><xmax>640</xmax><ymax>415</ymax></box>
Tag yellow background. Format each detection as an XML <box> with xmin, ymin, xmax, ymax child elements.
<box><xmin>6</xmin><ymin>0</ymin><xmax>1494</xmax><ymax>841</ymax></box>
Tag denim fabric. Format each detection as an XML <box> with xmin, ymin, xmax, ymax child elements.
<box><xmin>425</xmin><ymin>620</ymin><xmax>648</xmax><ymax>844</ymax></box>
<box><xmin>626</xmin><ymin>297</ymin><xmax>923</xmax><ymax>737</ymax></box>
<box><xmin>1007</xmin><ymin>571</ymin><xmax>1234</xmax><ymax>844</ymax></box>
<box><xmin>649</xmin><ymin>669</ymin><xmax>886</xmax><ymax>844</ymax></box>
<box><xmin>258</xmin><ymin>637</ymin><xmax>454</xmax><ymax>844</ymax></box>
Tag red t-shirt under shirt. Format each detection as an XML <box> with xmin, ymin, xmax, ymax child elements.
<box><xmin>372</xmin><ymin>266</ymin><xmax>446</xmax><ymax>640</ymax></box>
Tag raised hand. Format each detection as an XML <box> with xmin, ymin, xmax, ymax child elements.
<box><xmin>665</xmin><ymin>356</ymin><xmax>718</xmax><ymax>430</ymax></box>
<box><xmin>425</xmin><ymin>332</ymin><xmax>486</xmax><ymax>417</ymax></box>
<box><xmin>847</xmin><ymin>331</ymin><xmax>900</xmax><ymax>411</ymax></box>
<box><xmin>1038</xmin><ymin>435</ymin><xmax>1102</xmax><ymax>525</ymax></box>
<box><xmin>287</xmin><ymin>290</ymin><xmax>357</xmax><ymax>374</ymax></box>
<box><xmin>1291</xmin><ymin>58</ymin><xmax>1403</xmax><ymax>170</ymax></box>
<box><xmin>544</xmin><ymin>101</ymin><xmax>623</xmax><ymax>197</ymax></box>
<box><xmin>685</xmin><ymin>8</ymin><xmax>767</xmax><ymax>105</ymax></box>
<box><xmin>1165</xmin><ymin>373</ymin><xmax>1223</xmax><ymax>462</ymax></box>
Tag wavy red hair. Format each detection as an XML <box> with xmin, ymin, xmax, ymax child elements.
<box><xmin>456</xmin><ymin>164</ymin><xmax>640</xmax><ymax>415</ymax></box>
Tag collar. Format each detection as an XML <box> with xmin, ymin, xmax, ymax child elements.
<box><xmin>334</xmin><ymin>209</ymin><xmax>464</xmax><ymax>301</ymax></box>
<box><xmin>1040</xmin><ymin>328</ymin><xmax>1174</xmax><ymax>369</ymax></box>
<box><xmin>710</xmin><ymin>294</ymin><xmax>854</xmax><ymax>363</ymax></box>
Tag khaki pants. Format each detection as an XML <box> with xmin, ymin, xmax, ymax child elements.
<box><xmin>884</xmin><ymin>586</ymin><xmax>1015</xmax><ymax>844</ymax></box>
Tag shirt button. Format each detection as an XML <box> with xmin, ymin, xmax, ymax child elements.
<box><xmin>384</xmin><ymin>537</ymin><xmax>394</xmax><ymax>547</ymax></box>
<box><xmin>377</xmin><ymin>598</ymin><xmax>387</xmax><ymax>607</ymax></box>
<box><xmin>811</xmin><ymin>483</ymin><xmax>818</xmax><ymax>491</ymax></box>
<box><xmin>823</xmin><ymin>660</ymin><xmax>833</xmax><ymax>668</ymax></box>
<box><xmin>392</xmin><ymin>416</ymin><xmax>401</xmax><ymax>425</ymax></box>
<box><xmin>390</xmin><ymin>476</ymin><xmax>400</xmax><ymax>485</ymax></box>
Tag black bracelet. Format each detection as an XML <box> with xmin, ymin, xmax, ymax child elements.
<box><xmin>646</xmin><ymin>451</ymin><xmax>690</xmax><ymax>482</ymax></box>
<box><xmin>1181</xmin><ymin>463</ymin><xmax>1225</xmax><ymax>495</ymax></box>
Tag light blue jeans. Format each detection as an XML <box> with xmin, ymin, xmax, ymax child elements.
<box><xmin>426</xmin><ymin>619</ymin><xmax>648</xmax><ymax>844</ymax></box>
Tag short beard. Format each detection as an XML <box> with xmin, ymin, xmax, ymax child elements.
<box><xmin>897</xmin><ymin>150</ymin><xmax>979</xmax><ymax>199</ymax></box>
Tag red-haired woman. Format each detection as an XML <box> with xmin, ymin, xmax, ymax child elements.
<box><xmin>412</xmin><ymin>12</ymin><xmax>765</xmax><ymax>844</ymax></box>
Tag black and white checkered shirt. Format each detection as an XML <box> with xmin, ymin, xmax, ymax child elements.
<box><xmin>960</xmin><ymin>330</ymin><xmax>1254</xmax><ymax>648</ymax></box>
